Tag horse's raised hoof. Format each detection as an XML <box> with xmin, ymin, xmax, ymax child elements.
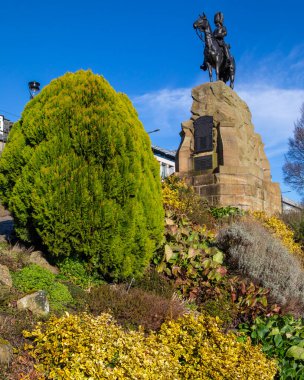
<box><xmin>200</xmin><ymin>64</ymin><xmax>207</xmax><ymax>71</ymax></box>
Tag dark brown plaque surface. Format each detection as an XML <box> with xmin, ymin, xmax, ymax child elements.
<box><xmin>194</xmin><ymin>116</ymin><xmax>213</xmax><ymax>153</ymax></box>
<box><xmin>194</xmin><ymin>155</ymin><xmax>213</xmax><ymax>171</ymax></box>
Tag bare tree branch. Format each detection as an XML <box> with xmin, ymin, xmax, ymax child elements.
<box><xmin>283</xmin><ymin>103</ymin><xmax>304</xmax><ymax>196</ymax></box>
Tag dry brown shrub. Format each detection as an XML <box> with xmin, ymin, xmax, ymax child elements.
<box><xmin>0</xmin><ymin>309</ymin><xmax>38</xmax><ymax>347</ymax></box>
<box><xmin>133</xmin><ymin>268</ymin><xmax>175</xmax><ymax>299</ymax></box>
<box><xmin>0</xmin><ymin>350</ymin><xmax>43</xmax><ymax>380</ymax></box>
<box><xmin>0</xmin><ymin>308</ymin><xmax>42</xmax><ymax>380</ymax></box>
<box><xmin>87</xmin><ymin>284</ymin><xmax>186</xmax><ymax>331</ymax></box>
<box><xmin>279</xmin><ymin>296</ymin><xmax>304</xmax><ymax>318</ymax></box>
<box><xmin>0</xmin><ymin>243</ymin><xmax>34</xmax><ymax>271</ymax></box>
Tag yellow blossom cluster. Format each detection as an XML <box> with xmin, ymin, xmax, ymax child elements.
<box><xmin>162</xmin><ymin>176</ymin><xmax>188</xmax><ymax>212</ymax></box>
<box><xmin>252</xmin><ymin>211</ymin><xmax>303</xmax><ymax>257</ymax></box>
<box><xmin>23</xmin><ymin>312</ymin><xmax>277</xmax><ymax>380</ymax></box>
<box><xmin>162</xmin><ymin>175</ymin><xmax>216</xmax><ymax>235</ymax></box>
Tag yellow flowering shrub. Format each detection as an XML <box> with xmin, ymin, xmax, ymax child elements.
<box><xmin>162</xmin><ymin>175</ymin><xmax>188</xmax><ymax>212</ymax></box>
<box><xmin>24</xmin><ymin>313</ymin><xmax>176</xmax><ymax>380</ymax></box>
<box><xmin>252</xmin><ymin>211</ymin><xmax>303</xmax><ymax>257</ymax></box>
<box><xmin>158</xmin><ymin>313</ymin><xmax>277</xmax><ymax>380</ymax></box>
<box><xmin>23</xmin><ymin>312</ymin><xmax>277</xmax><ymax>379</ymax></box>
<box><xmin>162</xmin><ymin>175</ymin><xmax>216</xmax><ymax>230</ymax></box>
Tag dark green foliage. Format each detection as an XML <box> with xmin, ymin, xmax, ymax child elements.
<box><xmin>57</xmin><ymin>258</ymin><xmax>104</xmax><ymax>289</ymax></box>
<box><xmin>12</xmin><ymin>264</ymin><xmax>55</xmax><ymax>291</ymax></box>
<box><xmin>210</xmin><ymin>206</ymin><xmax>244</xmax><ymax>220</ymax></box>
<box><xmin>48</xmin><ymin>282</ymin><xmax>74</xmax><ymax>312</ymax></box>
<box><xmin>61</xmin><ymin>280</ymin><xmax>88</xmax><ymax>312</ymax></box>
<box><xmin>0</xmin><ymin>70</ymin><xmax>164</xmax><ymax>280</ymax></box>
<box><xmin>12</xmin><ymin>264</ymin><xmax>73</xmax><ymax>311</ymax></box>
<box><xmin>133</xmin><ymin>268</ymin><xmax>174</xmax><ymax>299</ymax></box>
<box><xmin>87</xmin><ymin>284</ymin><xmax>185</xmax><ymax>331</ymax></box>
<box><xmin>239</xmin><ymin>315</ymin><xmax>304</xmax><ymax>379</ymax></box>
<box><xmin>201</xmin><ymin>291</ymin><xmax>238</xmax><ymax>328</ymax></box>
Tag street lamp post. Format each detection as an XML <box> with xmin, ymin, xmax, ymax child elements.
<box><xmin>28</xmin><ymin>81</ymin><xmax>41</xmax><ymax>99</ymax></box>
<box><xmin>147</xmin><ymin>129</ymin><xmax>160</xmax><ymax>134</ymax></box>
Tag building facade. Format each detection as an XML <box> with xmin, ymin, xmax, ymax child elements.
<box><xmin>0</xmin><ymin>116</ymin><xmax>13</xmax><ymax>152</ymax></box>
<box><xmin>152</xmin><ymin>145</ymin><xmax>176</xmax><ymax>179</ymax></box>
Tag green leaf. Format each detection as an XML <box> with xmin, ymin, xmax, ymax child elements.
<box><xmin>212</xmin><ymin>272</ymin><xmax>223</xmax><ymax>281</ymax></box>
<box><xmin>257</xmin><ymin>325</ymin><xmax>269</xmax><ymax>339</ymax></box>
<box><xmin>297</xmin><ymin>340</ymin><xmax>304</xmax><ymax>348</ymax></box>
<box><xmin>274</xmin><ymin>334</ymin><xmax>283</xmax><ymax>347</ymax></box>
<box><xmin>286</xmin><ymin>346</ymin><xmax>304</xmax><ymax>360</ymax></box>
<box><xmin>156</xmin><ymin>262</ymin><xmax>167</xmax><ymax>273</ymax></box>
<box><xmin>212</xmin><ymin>251</ymin><xmax>223</xmax><ymax>264</ymax></box>
<box><xmin>262</xmin><ymin>343</ymin><xmax>274</xmax><ymax>352</ymax></box>
<box><xmin>269</xmin><ymin>327</ymin><xmax>280</xmax><ymax>336</ymax></box>
<box><xmin>202</xmin><ymin>259</ymin><xmax>212</xmax><ymax>269</ymax></box>
<box><xmin>260</xmin><ymin>296</ymin><xmax>268</xmax><ymax>308</ymax></box>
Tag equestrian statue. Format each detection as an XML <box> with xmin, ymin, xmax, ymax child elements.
<box><xmin>193</xmin><ymin>12</ymin><xmax>235</xmax><ymax>89</ymax></box>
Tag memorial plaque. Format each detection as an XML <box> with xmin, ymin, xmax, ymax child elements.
<box><xmin>194</xmin><ymin>155</ymin><xmax>213</xmax><ymax>171</ymax></box>
<box><xmin>194</xmin><ymin>116</ymin><xmax>213</xmax><ymax>153</ymax></box>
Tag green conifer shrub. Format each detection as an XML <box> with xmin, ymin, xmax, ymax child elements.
<box><xmin>0</xmin><ymin>70</ymin><xmax>164</xmax><ymax>280</ymax></box>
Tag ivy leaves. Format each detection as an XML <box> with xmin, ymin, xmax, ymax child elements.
<box><xmin>239</xmin><ymin>315</ymin><xmax>304</xmax><ymax>379</ymax></box>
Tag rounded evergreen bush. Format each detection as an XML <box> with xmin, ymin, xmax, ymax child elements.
<box><xmin>0</xmin><ymin>70</ymin><xmax>164</xmax><ymax>280</ymax></box>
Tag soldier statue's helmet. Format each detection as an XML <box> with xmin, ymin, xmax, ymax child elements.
<box><xmin>214</xmin><ymin>12</ymin><xmax>224</xmax><ymax>25</ymax></box>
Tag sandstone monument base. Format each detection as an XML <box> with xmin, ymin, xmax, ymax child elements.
<box><xmin>176</xmin><ymin>81</ymin><xmax>281</xmax><ymax>214</ymax></box>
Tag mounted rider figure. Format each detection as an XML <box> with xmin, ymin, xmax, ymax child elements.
<box><xmin>201</xmin><ymin>12</ymin><xmax>232</xmax><ymax>71</ymax></box>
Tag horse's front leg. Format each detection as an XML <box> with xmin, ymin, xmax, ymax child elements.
<box><xmin>230</xmin><ymin>74</ymin><xmax>234</xmax><ymax>89</ymax></box>
<box><xmin>230</xmin><ymin>63</ymin><xmax>235</xmax><ymax>89</ymax></box>
<box><xmin>207</xmin><ymin>62</ymin><xmax>213</xmax><ymax>82</ymax></box>
<box><xmin>215</xmin><ymin>59</ymin><xmax>220</xmax><ymax>81</ymax></box>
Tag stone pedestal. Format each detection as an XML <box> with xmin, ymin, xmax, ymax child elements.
<box><xmin>176</xmin><ymin>81</ymin><xmax>281</xmax><ymax>214</ymax></box>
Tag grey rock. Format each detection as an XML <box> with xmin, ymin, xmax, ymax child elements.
<box><xmin>29</xmin><ymin>251</ymin><xmax>59</xmax><ymax>275</ymax></box>
<box><xmin>17</xmin><ymin>290</ymin><xmax>49</xmax><ymax>316</ymax></box>
<box><xmin>0</xmin><ymin>264</ymin><xmax>12</xmax><ymax>287</ymax></box>
<box><xmin>0</xmin><ymin>340</ymin><xmax>13</xmax><ymax>366</ymax></box>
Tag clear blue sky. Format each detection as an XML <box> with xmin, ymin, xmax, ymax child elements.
<box><xmin>1</xmin><ymin>0</ymin><xmax>304</xmax><ymax>201</ymax></box>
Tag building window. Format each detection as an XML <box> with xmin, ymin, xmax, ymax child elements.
<box><xmin>160</xmin><ymin>163</ymin><xmax>167</xmax><ymax>179</ymax></box>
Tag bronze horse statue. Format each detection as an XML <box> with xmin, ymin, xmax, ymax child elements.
<box><xmin>193</xmin><ymin>13</ymin><xmax>235</xmax><ymax>89</ymax></box>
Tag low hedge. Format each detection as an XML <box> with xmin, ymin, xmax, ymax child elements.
<box><xmin>23</xmin><ymin>312</ymin><xmax>277</xmax><ymax>379</ymax></box>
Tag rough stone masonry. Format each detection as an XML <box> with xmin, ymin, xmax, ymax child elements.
<box><xmin>176</xmin><ymin>81</ymin><xmax>281</xmax><ymax>214</ymax></box>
